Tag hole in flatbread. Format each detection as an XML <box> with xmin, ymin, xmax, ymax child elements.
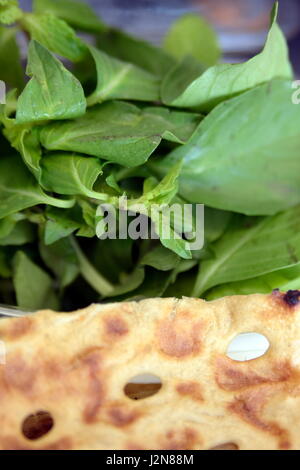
<box><xmin>22</xmin><ymin>410</ymin><xmax>54</xmax><ymax>440</ymax></box>
<box><xmin>227</xmin><ymin>332</ymin><xmax>270</xmax><ymax>361</ymax></box>
<box><xmin>210</xmin><ymin>442</ymin><xmax>239</xmax><ymax>450</ymax></box>
<box><xmin>124</xmin><ymin>374</ymin><xmax>162</xmax><ymax>400</ymax></box>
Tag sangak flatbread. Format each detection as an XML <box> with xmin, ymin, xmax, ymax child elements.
<box><xmin>0</xmin><ymin>290</ymin><xmax>300</xmax><ymax>450</ymax></box>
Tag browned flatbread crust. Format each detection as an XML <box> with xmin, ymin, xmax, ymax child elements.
<box><xmin>0</xmin><ymin>291</ymin><xmax>300</xmax><ymax>450</ymax></box>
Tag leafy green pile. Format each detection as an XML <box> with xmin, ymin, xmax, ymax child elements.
<box><xmin>0</xmin><ymin>0</ymin><xmax>299</xmax><ymax>311</ymax></box>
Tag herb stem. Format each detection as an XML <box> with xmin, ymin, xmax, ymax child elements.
<box><xmin>71</xmin><ymin>237</ymin><xmax>114</xmax><ymax>296</ymax></box>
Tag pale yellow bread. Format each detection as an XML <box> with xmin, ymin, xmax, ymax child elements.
<box><xmin>0</xmin><ymin>291</ymin><xmax>300</xmax><ymax>450</ymax></box>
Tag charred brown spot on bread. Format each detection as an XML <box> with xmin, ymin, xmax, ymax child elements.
<box><xmin>283</xmin><ymin>290</ymin><xmax>300</xmax><ymax>307</ymax></box>
<box><xmin>43</xmin><ymin>360</ymin><xmax>63</xmax><ymax>379</ymax></box>
<box><xmin>80</xmin><ymin>349</ymin><xmax>104</xmax><ymax>424</ymax></box>
<box><xmin>126</xmin><ymin>442</ymin><xmax>145</xmax><ymax>450</ymax></box>
<box><xmin>4</xmin><ymin>355</ymin><xmax>37</xmax><ymax>395</ymax></box>
<box><xmin>108</xmin><ymin>406</ymin><xmax>141</xmax><ymax>427</ymax></box>
<box><xmin>272</xmin><ymin>289</ymin><xmax>300</xmax><ymax>309</ymax></box>
<box><xmin>22</xmin><ymin>410</ymin><xmax>54</xmax><ymax>440</ymax></box>
<box><xmin>229</xmin><ymin>388</ymin><xmax>290</xmax><ymax>449</ymax></box>
<box><xmin>176</xmin><ymin>381</ymin><xmax>203</xmax><ymax>401</ymax></box>
<box><xmin>105</xmin><ymin>316</ymin><xmax>129</xmax><ymax>336</ymax></box>
<box><xmin>157</xmin><ymin>315</ymin><xmax>204</xmax><ymax>358</ymax></box>
<box><xmin>215</xmin><ymin>357</ymin><xmax>292</xmax><ymax>392</ymax></box>
<box><xmin>210</xmin><ymin>442</ymin><xmax>239</xmax><ymax>450</ymax></box>
<box><xmin>0</xmin><ymin>317</ymin><xmax>33</xmax><ymax>340</ymax></box>
<box><xmin>163</xmin><ymin>428</ymin><xmax>199</xmax><ymax>450</ymax></box>
<box><xmin>83</xmin><ymin>375</ymin><xmax>103</xmax><ymax>424</ymax></box>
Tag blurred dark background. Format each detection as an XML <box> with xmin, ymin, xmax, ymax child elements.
<box><xmin>19</xmin><ymin>0</ymin><xmax>300</xmax><ymax>73</ymax></box>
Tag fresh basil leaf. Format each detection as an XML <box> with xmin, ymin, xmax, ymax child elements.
<box><xmin>139</xmin><ymin>160</ymin><xmax>182</xmax><ymax>205</ymax></box>
<box><xmin>124</xmin><ymin>162</ymin><xmax>192</xmax><ymax>259</ymax></box>
<box><xmin>141</xmin><ymin>245</ymin><xmax>180</xmax><ymax>271</ymax></box>
<box><xmin>163</xmin><ymin>13</ymin><xmax>220</xmax><ymax>67</ymax></box>
<box><xmin>150</xmin><ymin>208</ymin><xmax>192</xmax><ymax>259</ymax></box>
<box><xmin>0</xmin><ymin>0</ymin><xmax>22</xmax><ymax>25</ymax></box>
<box><xmin>0</xmin><ymin>220</ymin><xmax>35</xmax><ymax>246</ymax></box>
<box><xmin>0</xmin><ymin>213</ymin><xmax>23</xmax><ymax>239</ymax></box>
<box><xmin>206</xmin><ymin>264</ymin><xmax>300</xmax><ymax>300</ymax></box>
<box><xmin>0</xmin><ymin>26</ymin><xmax>24</xmax><ymax>89</ymax></box>
<box><xmin>204</xmin><ymin>207</ymin><xmax>233</xmax><ymax>243</ymax></box>
<box><xmin>39</xmin><ymin>236</ymin><xmax>79</xmax><ymax>289</ymax></box>
<box><xmin>97</xmin><ymin>28</ymin><xmax>175</xmax><ymax>77</ymax></box>
<box><xmin>13</xmin><ymin>250</ymin><xmax>59</xmax><ymax>310</ymax></box>
<box><xmin>78</xmin><ymin>199</ymin><xmax>96</xmax><ymax>229</ymax></box>
<box><xmin>40</xmin><ymin>101</ymin><xmax>201</xmax><ymax>167</ymax></box>
<box><xmin>162</xmin><ymin>3</ymin><xmax>292</xmax><ymax>110</ymax></box>
<box><xmin>4</xmin><ymin>125</ymin><xmax>42</xmax><ymax>180</ymax></box>
<box><xmin>158</xmin><ymin>80</ymin><xmax>300</xmax><ymax>215</ymax></box>
<box><xmin>44</xmin><ymin>206</ymin><xmax>82</xmax><ymax>245</ymax></box>
<box><xmin>33</xmin><ymin>0</ymin><xmax>105</xmax><ymax>33</ymax></box>
<box><xmin>105</xmin><ymin>173</ymin><xmax>122</xmax><ymax>194</ymax></box>
<box><xmin>21</xmin><ymin>13</ymin><xmax>87</xmax><ymax>62</ymax></box>
<box><xmin>0</xmin><ymin>89</ymin><xmax>18</xmax><ymax>126</ymax></box>
<box><xmin>16</xmin><ymin>41</ymin><xmax>86</xmax><ymax>124</ymax></box>
<box><xmin>193</xmin><ymin>205</ymin><xmax>300</xmax><ymax>297</ymax></box>
<box><xmin>41</xmin><ymin>153</ymin><xmax>108</xmax><ymax>200</ymax></box>
<box><xmin>87</xmin><ymin>46</ymin><xmax>160</xmax><ymax>106</ymax></box>
<box><xmin>0</xmin><ymin>154</ymin><xmax>74</xmax><ymax>219</ymax></box>
<box><xmin>143</xmin><ymin>106</ymin><xmax>202</xmax><ymax>144</ymax></box>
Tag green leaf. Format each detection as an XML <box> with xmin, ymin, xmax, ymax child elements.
<box><xmin>39</xmin><ymin>237</ymin><xmax>79</xmax><ymax>289</ymax></box>
<box><xmin>16</xmin><ymin>41</ymin><xmax>86</xmax><ymax>124</ymax></box>
<box><xmin>0</xmin><ymin>213</ymin><xmax>24</xmax><ymax>239</ymax></box>
<box><xmin>162</xmin><ymin>3</ymin><xmax>292</xmax><ymax>110</ymax></box>
<box><xmin>143</xmin><ymin>106</ymin><xmax>202</xmax><ymax>144</ymax></box>
<box><xmin>141</xmin><ymin>245</ymin><xmax>180</xmax><ymax>271</ymax></box>
<box><xmin>87</xmin><ymin>46</ymin><xmax>160</xmax><ymax>106</ymax></box>
<box><xmin>97</xmin><ymin>28</ymin><xmax>175</xmax><ymax>77</ymax></box>
<box><xmin>21</xmin><ymin>13</ymin><xmax>87</xmax><ymax>62</ymax></box>
<box><xmin>0</xmin><ymin>220</ymin><xmax>35</xmax><ymax>246</ymax></box>
<box><xmin>0</xmin><ymin>26</ymin><xmax>24</xmax><ymax>89</ymax></box>
<box><xmin>105</xmin><ymin>174</ymin><xmax>122</xmax><ymax>194</ymax></box>
<box><xmin>0</xmin><ymin>154</ymin><xmax>74</xmax><ymax>219</ymax></box>
<box><xmin>40</xmin><ymin>101</ymin><xmax>202</xmax><ymax>167</ymax></box>
<box><xmin>41</xmin><ymin>153</ymin><xmax>107</xmax><ymax>200</ymax></box>
<box><xmin>204</xmin><ymin>207</ymin><xmax>232</xmax><ymax>243</ymax></box>
<box><xmin>193</xmin><ymin>205</ymin><xmax>300</xmax><ymax>297</ymax></box>
<box><xmin>206</xmin><ymin>264</ymin><xmax>300</xmax><ymax>300</ymax></box>
<box><xmin>126</xmin><ymin>162</ymin><xmax>192</xmax><ymax>260</ymax></box>
<box><xmin>33</xmin><ymin>0</ymin><xmax>105</xmax><ymax>33</ymax></box>
<box><xmin>149</xmin><ymin>208</ymin><xmax>192</xmax><ymax>260</ymax></box>
<box><xmin>0</xmin><ymin>89</ymin><xmax>18</xmax><ymax>125</ymax></box>
<box><xmin>138</xmin><ymin>160</ymin><xmax>182</xmax><ymax>205</ymax></box>
<box><xmin>13</xmin><ymin>250</ymin><xmax>59</xmax><ymax>310</ymax></box>
<box><xmin>163</xmin><ymin>13</ymin><xmax>220</xmax><ymax>67</ymax></box>
<box><xmin>78</xmin><ymin>199</ymin><xmax>96</xmax><ymax>229</ymax></box>
<box><xmin>44</xmin><ymin>206</ymin><xmax>82</xmax><ymax>245</ymax></box>
<box><xmin>0</xmin><ymin>0</ymin><xmax>22</xmax><ymax>25</ymax></box>
<box><xmin>4</xmin><ymin>125</ymin><xmax>42</xmax><ymax>180</ymax></box>
<box><xmin>158</xmin><ymin>80</ymin><xmax>300</xmax><ymax>216</ymax></box>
